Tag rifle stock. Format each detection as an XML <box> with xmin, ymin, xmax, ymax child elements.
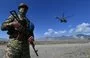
<box><xmin>10</xmin><ymin>10</ymin><xmax>20</xmax><ymax>22</ymax></box>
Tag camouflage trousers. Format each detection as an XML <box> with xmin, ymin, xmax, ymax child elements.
<box><xmin>5</xmin><ymin>39</ymin><xmax>30</xmax><ymax>58</ymax></box>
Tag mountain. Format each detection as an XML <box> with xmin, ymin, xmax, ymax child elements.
<box><xmin>37</xmin><ymin>34</ymin><xmax>90</xmax><ymax>40</ymax></box>
<box><xmin>76</xmin><ymin>34</ymin><xmax>90</xmax><ymax>39</ymax></box>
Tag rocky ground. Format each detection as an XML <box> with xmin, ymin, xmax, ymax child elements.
<box><xmin>1</xmin><ymin>43</ymin><xmax>90</xmax><ymax>58</ymax></box>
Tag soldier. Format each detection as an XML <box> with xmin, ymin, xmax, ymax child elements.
<box><xmin>1</xmin><ymin>3</ymin><xmax>37</xmax><ymax>58</ymax></box>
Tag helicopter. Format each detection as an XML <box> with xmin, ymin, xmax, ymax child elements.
<box><xmin>56</xmin><ymin>13</ymin><xmax>72</xmax><ymax>23</ymax></box>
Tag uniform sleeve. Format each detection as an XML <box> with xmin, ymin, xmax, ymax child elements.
<box><xmin>28</xmin><ymin>22</ymin><xmax>35</xmax><ymax>37</ymax></box>
<box><xmin>1</xmin><ymin>15</ymin><xmax>14</xmax><ymax>31</ymax></box>
<box><xmin>29</xmin><ymin>22</ymin><xmax>34</xmax><ymax>31</ymax></box>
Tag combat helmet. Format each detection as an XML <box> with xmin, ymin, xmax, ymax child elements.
<box><xmin>18</xmin><ymin>3</ymin><xmax>28</xmax><ymax>10</ymax></box>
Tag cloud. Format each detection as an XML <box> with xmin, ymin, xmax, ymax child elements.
<box><xmin>69</xmin><ymin>28</ymin><xmax>74</xmax><ymax>33</ymax></box>
<box><xmin>75</xmin><ymin>23</ymin><xmax>90</xmax><ymax>33</ymax></box>
<box><xmin>44</xmin><ymin>23</ymin><xmax>90</xmax><ymax>37</ymax></box>
<box><xmin>68</xmin><ymin>23</ymin><xmax>90</xmax><ymax>35</ymax></box>
<box><xmin>44</xmin><ymin>29</ymin><xmax>67</xmax><ymax>37</ymax></box>
<box><xmin>44</xmin><ymin>29</ymin><xmax>55</xmax><ymax>36</ymax></box>
<box><xmin>59</xmin><ymin>30</ymin><xmax>67</xmax><ymax>34</ymax></box>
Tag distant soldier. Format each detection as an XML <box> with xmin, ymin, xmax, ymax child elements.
<box><xmin>1</xmin><ymin>3</ymin><xmax>37</xmax><ymax>58</ymax></box>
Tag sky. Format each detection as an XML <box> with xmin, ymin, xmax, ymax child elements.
<box><xmin>0</xmin><ymin>0</ymin><xmax>90</xmax><ymax>39</ymax></box>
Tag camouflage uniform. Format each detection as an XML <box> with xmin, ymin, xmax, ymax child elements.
<box><xmin>1</xmin><ymin>3</ymin><xmax>32</xmax><ymax>58</ymax></box>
